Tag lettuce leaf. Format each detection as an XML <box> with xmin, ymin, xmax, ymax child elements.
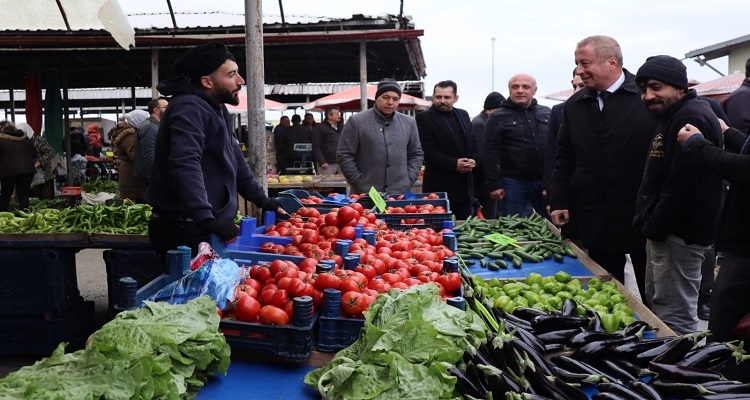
<box><xmin>305</xmin><ymin>284</ymin><xmax>485</xmax><ymax>399</ymax></box>
<box><xmin>0</xmin><ymin>296</ymin><xmax>230</xmax><ymax>399</ymax></box>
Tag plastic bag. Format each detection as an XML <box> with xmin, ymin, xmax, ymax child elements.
<box><xmin>81</xmin><ymin>191</ymin><xmax>116</xmax><ymax>205</ymax></box>
<box><xmin>30</xmin><ymin>167</ymin><xmax>46</xmax><ymax>188</ymax></box>
<box><xmin>148</xmin><ymin>258</ymin><xmax>242</xmax><ymax>310</ymax></box>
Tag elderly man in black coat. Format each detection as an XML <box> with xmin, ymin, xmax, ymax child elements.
<box><xmin>549</xmin><ymin>35</ymin><xmax>658</xmax><ymax>303</ymax></box>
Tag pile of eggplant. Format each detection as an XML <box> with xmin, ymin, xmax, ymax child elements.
<box><xmin>456</xmin><ymin>288</ymin><xmax>750</xmax><ymax>399</ymax></box>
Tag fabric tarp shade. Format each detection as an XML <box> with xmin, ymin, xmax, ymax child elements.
<box><xmin>15</xmin><ymin>0</ymin><xmax>134</xmax><ymax>50</ymax></box>
<box><xmin>303</xmin><ymin>85</ymin><xmax>431</xmax><ymax>113</ymax></box>
<box><xmin>43</xmin><ymin>74</ymin><xmax>64</xmax><ymax>155</ymax></box>
<box><xmin>24</xmin><ymin>67</ymin><xmax>43</xmax><ymax>135</ymax></box>
<box><xmin>225</xmin><ymin>92</ymin><xmax>289</xmax><ymax>114</ymax></box>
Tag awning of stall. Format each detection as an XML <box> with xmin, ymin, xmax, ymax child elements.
<box><xmin>0</xmin><ymin>12</ymin><xmax>425</xmax><ymax>93</ymax></box>
<box><xmin>302</xmin><ymin>84</ymin><xmax>430</xmax><ymax>112</ymax></box>
<box><xmin>691</xmin><ymin>71</ymin><xmax>745</xmax><ymax>100</ymax></box>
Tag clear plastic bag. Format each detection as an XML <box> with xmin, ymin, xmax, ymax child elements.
<box><xmin>148</xmin><ymin>257</ymin><xmax>242</xmax><ymax>310</ymax></box>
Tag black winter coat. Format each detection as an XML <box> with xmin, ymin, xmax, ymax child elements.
<box><xmin>416</xmin><ymin>105</ymin><xmax>478</xmax><ymax>204</ymax></box>
<box><xmin>723</xmin><ymin>78</ymin><xmax>750</xmax><ymax>134</ymax></box>
<box><xmin>549</xmin><ymin>70</ymin><xmax>657</xmax><ymax>252</ymax></box>
<box><xmin>482</xmin><ymin>98</ymin><xmax>550</xmax><ymax>190</ymax></box>
<box><xmin>683</xmin><ymin>127</ymin><xmax>750</xmax><ymax>254</ymax></box>
<box><xmin>633</xmin><ymin>90</ymin><xmax>724</xmax><ymax>246</ymax></box>
<box><xmin>0</xmin><ymin>128</ymin><xmax>36</xmax><ymax>179</ymax></box>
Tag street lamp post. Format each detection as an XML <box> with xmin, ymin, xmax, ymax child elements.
<box><xmin>491</xmin><ymin>37</ymin><xmax>496</xmax><ymax>91</ymax></box>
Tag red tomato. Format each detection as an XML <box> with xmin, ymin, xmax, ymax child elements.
<box><xmin>234</xmin><ymin>295</ymin><xmax>261</xmax><ymax>322</ymax></box>
<box><xmin>298</xmin><ymin>258</ymin><xmax>318</xmax><ymax>273</ymax></box>
<box><xmin>354</xmin><ymin>264</ymin><xmax>376</xmax><ymax>280</ymax></box>
<box><xmin>437</xmin><ymin>272</ymin><xmax>462</xmax><ymax>294</ymax></box>
<box><xmin>341</xmin><ymin>291</ymin><xmax>367</xmax><ymax>316</ymax></box>
<box><xmin>381</xmin><ymin>272</ymin><xmax>402</xmax><ymax>284</ymax></box>
<box><xmin>301</xmin><ymin>229</ymin><xmax>320</xmax><ymax>244</ymax></box>
<box><xmin>338</xmin><ymin>225</ymin><xmax>356</xmax><ymax>240</ymax></box>
<box><xmin>260</xmin><ymin>287</ymin><xmax>277</xmax><ymax>305</ymax></box>
<box><xmin>339</xmin><ymin>277</ymin><xmax>363</xmax><ymax>293</ymax></box>
<box><xmin>370</xmin><ymin>258</ymin><xmax>388</xmax><ymax>275</ymax></box>
<box><xmin>287</xmin><ymin>278</ymin><xmax>309</xmax><ymax>298</ymax></box>
<box><xmin>314</xmin><ymin>272</ymin><xmax>341</xmax><ymax>291</ymax></box>
<box><xmin>349</xmin><ymin>202</ymin><xmax>364</xmax><ymax>215</ymax></box>
<box><xmin>269</xmin><ymin>289</ymin><xmax>290</xmax><ymax>308</ymax></box>
<box><xmin>250</xmin><ymin>265</ymin><xmax>272</xmax><ymax>283</ymax></box>
<box><xmin>391</xmin><ymin>281</ymin><xmax>409</xmax><ymax>290</ymax></box>
<box><xmin>324</xmin><ymin>212</ymin><xmax>339</xmax><ymax>227</ymax></box>
<box><xmin>322</xmin><ymin>225</ymin><xmax>339</xmax><ymax>239</ymax></box>
<box><xmin>258</xmin><ymin>305</ymin><xmax>290</xmax><ymax>325</ymax></box>
<box><xmin>242</xmin><ymin>278</ymin><xmax>263</xmax><ymax>293</ymax></box>
<box><xmin>337</xmin><ymin>206</ymin><xmax>359</xmax><ymax>227</ymax></box>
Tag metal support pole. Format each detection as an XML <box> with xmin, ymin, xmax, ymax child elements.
<box><xmin>8</xmin><ymin>86</ymin><xmax>14</xmax><ymax>122</ymax></box>
<box><xmin>62</xmin><ymin>70</ymin><xmax>73</xmax><ymax>186</ymax></box>
<box><xmin>245</xmin><ymin>0</ymin><xmax>267</xmax><ymax>204</ymax></box>
<box><xmin>151</xmin><ymin>48</ymin><xmax>159</xmax><ymax>99</ymax></box>
<box><xmin>359</xmin><ymin>41</ymin><xmax>368</xmax><ymax>111</ymax></box>
<box><xmin>491</xmin><ymin>37</ymin><xmax>496</xmax><ymax>91</ymax></box>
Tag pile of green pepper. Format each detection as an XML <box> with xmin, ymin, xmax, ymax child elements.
<box><xmin>471</xmin><ymin>272</ymin><xmax>635</xmax><ymax>333</ymax></box>
<box><xmin>0</xmin><ymin>203</ymin><xmax>151</xmax><ymax>234</ymax></box>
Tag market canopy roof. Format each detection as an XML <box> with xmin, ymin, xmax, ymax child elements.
<box><xmin>691</xmin><ymin>71</ymin><xmax>745</xmax><ymax>97</ymax></box>
<box><xmin>303</xmin><ymin>84</ymin><xmax>430</xmax><ymax>112</ymax></box>
<box><xmin>0</xmin><ymin>12</ymin><xmax>426</xmax><ymax>91</ymax></box>
<box><xmin>226</xmin><ymin>94</ymin><xmax>288</xmax><ymax>114</ymax></box>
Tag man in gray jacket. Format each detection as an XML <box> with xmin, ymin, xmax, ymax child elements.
<box><xmin>336</xmin><ymin>79</ymin><xmax>424</xmax><ymax>195</ymax></box>
<box><xmin>134</xmin><ymin>97</ymin><xmax>168</xmax><ymax>181</ymax></box>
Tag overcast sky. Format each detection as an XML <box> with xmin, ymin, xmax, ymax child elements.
<box><xmin>122</xmin><ymin>0</ymin><xmax>748</xmax><ymax>117</ymax></box>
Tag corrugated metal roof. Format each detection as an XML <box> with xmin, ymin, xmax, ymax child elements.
<box><xmin>0</xmin><ymin>87</ymin><xmax>154</xmax><ymax>102</ymax></box>
<box><xmin>7</xmin><ymin>11</ymin><xmax>408</xmax><ymax>32</ymax></box>
<box><xmin>0</xmin><ymin>82</ymin><xmax>424</xmax><ymax>102</ymax></box>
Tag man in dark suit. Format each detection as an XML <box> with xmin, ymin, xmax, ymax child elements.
<box><xmin>549</xmin><ymin>35</ymin><xmax>657</xmax><ymax>303</ymax></box>
<box><xmin>416</xmin><ymin>80</ymin><xmax>479</xmax><ymax>220</ymax></box>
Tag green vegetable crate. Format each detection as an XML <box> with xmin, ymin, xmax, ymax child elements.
<box><xmin>0</xmin><ymin>300</ymin><xmax>95</xmax><ymax>355</ymax></box>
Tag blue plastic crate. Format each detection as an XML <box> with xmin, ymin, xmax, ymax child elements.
<box><xmin>384</xmin><ymin>192</ymin><xmax>448</xmax><ymax>200</ymax></box>
<box><xmin>278</xmin><ymin>189</ymin><xmax>325</xmax><ymax>200</ymax></box>
<box><xmin>224</xmin><ymin>249</ymin><xmax>305</xmax><ymax>266</ymax></box>
<box><xmin>316</xmin><ymin>286</ymin><xmax>465</xmax><ymax>352</ymax></box>
<box><xmin>378</xmin><ymin>212</ymin><xmax>453</xmax><ymax>231</ymax></box>
<box><xmin>317</xmin><ymin>316</ymin><xmax>365</xmax><ymax>352</ymax></box>
<box><xmin>382</xmin><ymin>198</ymin><xmax>451</xmax><ymax>213</ymax></box>
<box><xmin>104</xmin><ymin>249</ymin><xmax>165</xmax><ymax>316</ymax></box>
<box><xmin>220</xmin><ymin>312</ymin><xmax>317</xmax><ymax>362</ymax></box>
<box><xmin>275</xmin><ymin>196</ymin><xmax>338</xmax><ymax>214</ymax></box>
<box><xmin>0</xmin><ymin>300</ymin><xmax>95</xmax><ymax>356</ymax></box>
<box><xmin>0</xmin><ymin>248</ymin><xmax>83</xmax><ymax>317</ymax></box>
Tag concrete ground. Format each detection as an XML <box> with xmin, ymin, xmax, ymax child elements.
<box><xmin>0</xmin><ymin>249</ymin><xmax>709</xmax><ymax>379</ymax></box>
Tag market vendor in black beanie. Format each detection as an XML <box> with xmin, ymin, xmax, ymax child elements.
<box><xmin>145</xmin><ymin>42</ymin><xmax>284</xmax><ymax>261</ymax></box>
<box><xmin>633</xmin><ymin>54</ymin><xmax>724</xmax><ymax>335</ymax></box>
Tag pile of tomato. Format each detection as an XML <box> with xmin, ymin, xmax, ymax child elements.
<box><xmin>220</xmin><ymin>204</ymin><xmax>462</xmax><ymax>324</ymax></box>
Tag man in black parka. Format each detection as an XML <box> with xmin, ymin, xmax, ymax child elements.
<box><xmin>549</xmin><ymin>35</ymin><xmax>657</xmax><ymax>303</ymax></box>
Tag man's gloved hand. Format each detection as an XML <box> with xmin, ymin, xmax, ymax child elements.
<box><xmin>262</xmin><ymin>198</ymin><xmax>287</xmax><ymax>214</ymax></box>
<box><xmin>197</xmin><ymin>219</ymin><xmax>239</xmax><ymax>241</ymax></box>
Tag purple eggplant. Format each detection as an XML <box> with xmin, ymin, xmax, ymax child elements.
<box><xmin>647</xmin><ymin>361</ymin><xmax>725</xmax><ymax>383</ymax></box>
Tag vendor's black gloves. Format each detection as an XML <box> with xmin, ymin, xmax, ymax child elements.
<box><xmin>197</xmin><ymin>219</ymin><xmax>239</xmax><ymax>241</ymax></box>
<box><xmin>262</xmin><ymin>198</ymin><xmax>286</xmax><ymax>213</ymax></box>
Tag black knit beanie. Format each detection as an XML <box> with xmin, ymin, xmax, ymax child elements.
<box><xmin>635</xmin><ymin>55</ymin><xmax>688</xmax><ymax>91</ymax></box>
<box><xmin>174</xmin><ymin>42</ymin><xmax>236</xmax><ymax>83</ymax></box>
<box><xmin>483</xmin><ymin>92</ymin><xmax>506</xmax><ymax>110</ymax></box>
<box><xmin>375</xmin><ymin>79</ymin><xmax>402</xmax><ymax>99</ymax></box>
